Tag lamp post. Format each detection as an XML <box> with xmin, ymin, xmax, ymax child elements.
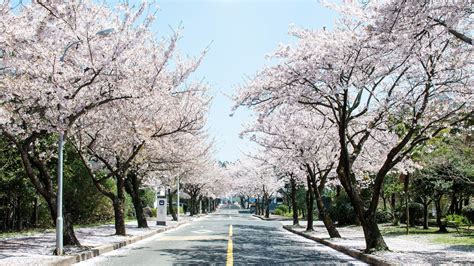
<box><xmin>55</xmin><ymin>133</ymin><xmax>64</xmax><ymax>255</ymax></box>
<box><xmin>56</xmin><ymin>29</ymin><xmax>114</xmax><ymax>256</ymax></box>
<box><xmin>177</xmin><ymin>176</ymin><xmax>180</xmax><ymax>222</ymax></box>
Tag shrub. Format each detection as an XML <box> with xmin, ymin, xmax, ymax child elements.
<box><xmin>400</xmin><ymin>202</ymin><xmax>423</xmax><ymax>226</ymax></box>
<box><xmin>329</xmin><ymin>193</ymin><xmax>358</xmax><ymax>225</ymax></box>
<box><xmin>150</xmin><ymin>208</ymin><xmax>157</xmax><ymax>217</ymax></box>
<box><xmin>376</xmin><ymin>210</ymin><xmax>394</xmax><ymax>223</ymax></box>
<box><xmin>461</xmin><ymin>205</ymin><xmax>474</xmax><ymax>223</ymax></box>
<box><xmin>275</xmin><ymin>204</ymin><xmax>289</xmax><ymax>214</ymax></box>
<box><xmin>446</xmin><ymin>214</ymin><xmax>470</xmax><ymax>227</ymax></box>
<box><xmin>274</xmin><ymin>209</ymin><xmax>284</xmax><ymax>215</ymax></box>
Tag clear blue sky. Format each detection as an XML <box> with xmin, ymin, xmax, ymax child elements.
<box><xmin>151</xmin><ymin>0</ymin><xmax>339</xmax><ymax>163</ymax></box>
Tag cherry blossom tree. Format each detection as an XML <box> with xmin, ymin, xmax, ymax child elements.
<box><xmin>72</xmin><ymin>37</ymin><xmax>210</xmax><ymax>235</ymax></box>
<box><xmin>235</xmin><ymin>0</ymin><xmax>472</xmax><ymax>252</ymax></box>
<box><xmin>227</xmin><ymin>158</ymin><xmax>284</xmax><ymax>218</ymax></box>
<box><xmin>0</xmin><ymin>1</ymin><xmax>164</xmax><ymax>245</ymax></box>
<box><xmin>241</xmin><ymin>105</ymin><xmax>342</xmax><ymax>236</ymax></box>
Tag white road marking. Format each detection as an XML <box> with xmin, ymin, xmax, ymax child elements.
<box><xmin>191</xmin><ymin>229</ymin><xmax>213</xmax><ymax>234</ymax></box>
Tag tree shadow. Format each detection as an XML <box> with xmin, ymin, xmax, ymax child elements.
<box><xmin>232</xmin><ymin>224</ymin><xmax>359</xmax><ymax>265</ymax></box>
<box><xmin>152</xmin><ymin>241</ymin><xmax>227</xmax><ymax>264</ymax></box>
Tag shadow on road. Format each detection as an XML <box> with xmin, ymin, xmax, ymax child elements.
<box><xmin>232</xmin><ymin>224</ymin><xmax>357</xmax><ymax>265</ymax></box>
<box><xmin>152</xmin><ymin>239</ymin><xmax>227</xmax><ymax>265</ymax></box>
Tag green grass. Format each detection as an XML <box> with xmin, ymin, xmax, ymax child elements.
<box><xmin>379</xmin><ymin>224</ymin><xmax>439</xmax><ymax>235</ymax></box>
<box><xmin>378</xmin><ymin>224</ymin><xmax>474</xmax><ymax>248</ymax></box>
<box><xmin>432</xmin><ymin>234</ymin><xmax>474</xmax><ymax>246</ymax></box>
<box><xmin>0</xmin><ymin>228</ymin><xmax>52</xmax><ymax>239</ymax></box>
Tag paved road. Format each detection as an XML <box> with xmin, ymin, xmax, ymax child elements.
<box><xmin>77</xmin><ymin>206</ymin><xmax>364</xmax><ymax>265</ymax></box>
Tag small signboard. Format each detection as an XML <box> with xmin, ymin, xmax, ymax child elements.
<box><xmin>156</xmin><ymin>195</ymin><xmax>167</xmax><ymax>226</ymax></box>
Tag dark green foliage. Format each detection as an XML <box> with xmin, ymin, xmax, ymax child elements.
<box><xmin>0</xmin><ymin>137</ymin><xmax>38</xmax><ymax>230</ymax></box>
<box><xmin>140</xmin><ymin>188</ymin><xmax>156</xmax><ymax>208</ymax></box>
<box><xmin>400</xmin><ymin>202</ymin><xmax>424</xmax><ymax>225</ymax></box>
<box><xmin>462</xmin><ymin>205</ymin><xmax>474</xmax><ymax>223</ymax></box>
<box><xmin>63</xmin><ymin>143</ymin><xmax>114</xmax><ymax>224</ymax></box>
<box><xmin>329</xmin><ymin>192</ymin><xmax>358</xmax><ymax>225</ymax></box>
<box><xmin>446</xmin><ymin>214</ymin><xmax>470</xmax><ymax>227</ymax></box>
<box><xmin>376</xmin><ymin>210</ymin><xmax>394</xmax><ymax>223</ymax></box>
<box><xmin>275</xmin><ymin>204</ymin><xmax>289</xmax><ymax>214</ymax></box>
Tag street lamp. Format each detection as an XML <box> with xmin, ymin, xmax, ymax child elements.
<box><xmin>177</xmin><ymin>176</ymin><xmax>180</xmax><ymax>222</ymax></box>
<box><xmin>56</xmin><ymin>28</ymin><xmax>114</xmax><ymax>256</ymax></box>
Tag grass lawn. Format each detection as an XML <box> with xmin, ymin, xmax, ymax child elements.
<box><xmin>378</xmin><ymin>223</ymin><xmax>474</xmax><ymax>248</ymax></box>
<box><xmin>0</xmin><ymin>228</ymin><xmax>52</xmax><ymax>239</ymax></box>
<box><xmin>432</xmin><ymin>234</ymin><xmax>474</xmax><ymax>246</ymax></box>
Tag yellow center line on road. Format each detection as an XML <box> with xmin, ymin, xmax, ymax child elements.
<box><xmin>226</xmin><ymin>224</ymin><xmax>233</xmax><ymax>266</ymax></box>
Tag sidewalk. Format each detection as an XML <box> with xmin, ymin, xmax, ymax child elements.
<box><xmin>0</xmin><ymin>216</ymin><xmax>198</xmax><ymax>266</ymax></box>
<box><xmin>281</xmin><ymin>220</ymin><xmax>474</xmax><ymax>264</ymax></box>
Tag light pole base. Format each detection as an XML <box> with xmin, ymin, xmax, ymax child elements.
<box><xmin>156</xmin><ymin>221</ymin><xmax>166</xmax><ymax>226</ymax></box>
<box><xmin>56</xmin><ymin>216</ymin><xmax>63</xmax><ymax>256</ymax></box>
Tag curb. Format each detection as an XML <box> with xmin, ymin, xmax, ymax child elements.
<box><xmin>252</xmin><ymin>215</ymin><xmax>268</xmax><ymax>220</ymax></box>
<box><xmin>252</xmin><ymin>215</ymin><xmax>292</xmax><ymax>222</ymax></box>
<box><xmin>51</xmin><ymin>220</ymin><xmax>191</xmax><ymax>266</ymax></box>
<box><xmin>283</xmin><ymin>226</ymin><xmax>393</xmax><ymax>266</ymax></box>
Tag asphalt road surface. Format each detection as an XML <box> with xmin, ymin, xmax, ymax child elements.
<box><xmin>76</xmin><ymin>205</ymin><xmax>364</xmax><ymax>265</ymax></box>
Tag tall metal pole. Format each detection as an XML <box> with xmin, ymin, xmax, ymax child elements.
<box><xmin>56</xmin><ymin>133</ymin><xmax>64</xmax><ymax>255</ymax></box>
<box><xmin>177</xmin><ymin>177</ymin><xmax>180</xmax><ymax>222</ymax></box>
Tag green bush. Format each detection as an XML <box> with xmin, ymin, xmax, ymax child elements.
<box><xmin>275</xmin><ymin>209</ymin><xmax>284</xmax><ymax>215</ymax></box>
<box><xmin>376</xmin><ymin>210</ymin><xmax>394</xmax><ymax>223</ymax></box>
<box><xmin>166</xmin><ymin>207</ymin><xmax>184</xmax><ymax>215</ymax></box>
<box><xmin>461</xmin><ymin>205</ymin><xmax>474</xmax><ymax>223</ymax></box>
<box><xmin>329</xmin><ymin>193</ymin><xmax>358</xmax><ymax>225</ymax></box>
<box><xmin>446</xmin><ymin>214</ymin><xmax>470</xmax><ymax>227</ymax></box>
<box><xmin>400</xmin><ymin>202</ymin><xmax>424</xmax><ymax>226</ymax></box>
<box><xmin>64</xmin><ymin>146</ymin><xmax>114</xmax><ymax>225</ymax></box>
<box><xmin>150</xmin><ymin>208</ymin><xmax>157</xmax><ymax>217</ymax></box>
<box><xmin>173</xmin><ymin>207</ymin><xmax>185</xmax><ymax>214</ymax></box>
<box><xmin>275</xmin><ymin>204</ymin><xmax>289</xmax><ymax>214</ymax></box>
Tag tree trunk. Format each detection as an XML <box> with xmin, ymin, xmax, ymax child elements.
<box><xmin>63</xmin><ymin>213</ymin><xmax>80</xmax><ymax>246</ymax></box>
<box><xmin>404</xmin><ymin>173</ymin><xmax>410</xmax><ymax>235</ymax></box>
<box><xmin>15</xmin><ymin>195</ymin><xmax>22</xmax><ymax>231</ymax></box>
<box><xmin>306</xmin><ymin>164</ymin><xmax>340</xmax><ymax>238</ymax></box>
<box><xmin>168</xmin><ymin>188</ymin><xmax>177</xmax><ymax>221</ymax></box>
<box><xmin>30</xmin><ymin>196</ymin><xmax>38</xmax><ymax>228</ymax></box>
<box><xmin>435</xmin><ymin>197</ymin><xmax>447</xmax><ymax>233</ymax></box>
<box><xmin>423</xmin><ymin>202</ymin><xmax>429</xmax><ymax>230</ymax></box>
<box><xmin>44</xmin><ymin>196</ymin><xmax>81</xmax><ymax>246</ymax></box>
<box><xmin>264</xmin><ymin>193</ymin><xmax>270</xmax><ymax>218</ymax></box>
<box><xmin>17</xmin><ymin>144</ymin><xmax>81</xmax><ymax>245</ymax></box>
<box><xmin>198</xmin><ymin>196</ymin><xmax>203</xmax><ymax>214</ymax></box>
<box><xmin>306</xmin><ymin>175</ymin><xmax>314</xmax><ymax>232</ymax></box>
<box><xmin>125</xmin><ymin>174</ymin><xmax>148</xmax><ymax>228</ymax></box>
<box><xmin>190</xmin><ymin>195</ymin><xmax>196</xmax><ymax>216</ymax></box>
<box><xmin>256</xmin><ymin>197</ymin><xmax>260</xmax><ymax>215</ymax></box>
<box><xmin>290</xmin><ymin>177</ymin><xmax>299</xmax><ymax>226</ymax></box>
<box><xmin>391</xmin><ymin>193</ymin><xmax>398</xmax><ymax>226</ymax></box>
<box><xmin>361</xmin><ymin>215</ymin><xmax>387</xmax><ymax>250</ymax></box>
<box><xmin>113</xmin><ymin>176</ymin><xmax>127</xmax><ymax>236</ymax></box>
<box><xmin>313</xmin><ymin>184</ymin><xmax>340</xmax><ymax>238</ymax></box>
<box><xmin>381</xmin><ymin>189</ymin><xmax>387</xmax><ymax>211</ymax></box>
<box><xmin>112</xmin><ymin>198</ymin><xmax>126</xmax><ymax>236</ymax></box>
